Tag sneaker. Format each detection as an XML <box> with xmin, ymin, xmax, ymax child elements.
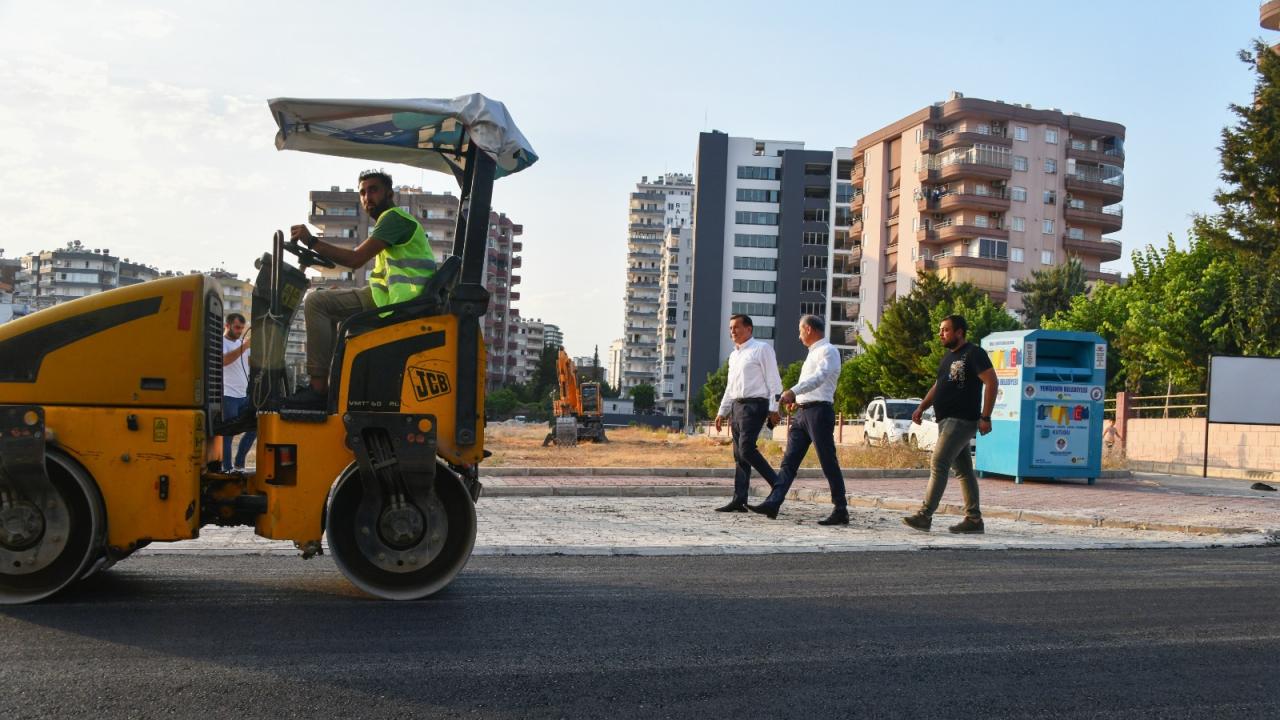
<box><xmin>282</xmin><ymin>387</ymin><xmax>327</xmax><ymax>410</ymax></box>
<box><xmin>949</xmin><ymin>517</ymin><xmax>985</xmax><ymax>534</ymax></box>
<box><xmin>901</xmin><ymin>513</ymin><xmax>932</xmax><ymax>531</ymax></box>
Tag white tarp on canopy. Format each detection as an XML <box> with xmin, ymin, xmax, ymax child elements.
<box><xmin>268</xmin><ymin>94</ymin><xmax>538</xmax><ymax>178</ymax></box>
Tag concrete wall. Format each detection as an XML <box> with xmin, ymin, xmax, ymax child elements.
<box><xmin>1125</xmin><ymin>418</ymin><xmax>1280</xmax><ymax>479</ymax></box>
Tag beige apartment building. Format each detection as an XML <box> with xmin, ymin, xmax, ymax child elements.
<box><xmin>849</xmin><ymin>93</ymin><xmax>1125</xmax><ymax>339</ymax></box>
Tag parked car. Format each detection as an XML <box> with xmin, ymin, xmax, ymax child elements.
<box><xmin>908</xmin><ymin>408</ymin><xmax>977</xmax><ymax>455</ymax></box>
<box><xmin>863</xmin><ymin>397</ymin><xmax>921</xmax><ymax>445</ymax></box>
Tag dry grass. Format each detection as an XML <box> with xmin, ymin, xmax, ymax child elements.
<box><xmin>485</xmin><ymin>421</ymin><xmax>1131</xmax><ymax>472</ymax></box>
<box><xmin>484</xmin><ymin>422</ymin><xmax>929</xmax><ymax>469</ymax></box>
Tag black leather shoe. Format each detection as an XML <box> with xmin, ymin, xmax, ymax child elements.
<box><xmin>817</xmin><ymin>509</ymin><xmax>849</xmax><ymax>526</ymax></box>
<box><xmin>714</xmin><ymin>501</ymin><xmax>748</xmax><ymax>513</ymax></box>
<box><xmin>748</xmin><ymin>503</ymin><xmax>779</xmax><ymax>519</ymax></box>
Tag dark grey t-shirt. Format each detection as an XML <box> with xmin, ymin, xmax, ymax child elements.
<box><xmin>933</xmin><ymin>342</ymin><xmax>992</xmax><ymax>421</ymax></box>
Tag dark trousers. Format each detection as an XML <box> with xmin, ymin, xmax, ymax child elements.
<box><xmin>731</xmin><ymin>400</ymin><xmax>779</xmax><ymax>503</ymax></box>
<box><xmin>763</xmin><ymin>403</ymin><xmax>847</xmax><ymax>510</ymax></box>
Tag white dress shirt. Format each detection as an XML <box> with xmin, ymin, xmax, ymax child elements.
<box><xmin>790</xmin><ymin>337</ymin><xmax>841</xmax><ymax>405</ymax></box>
<box><xmin>717</xmin><ymin>337</ymin><xmax>783</xmax><ymax>417</ymax></box>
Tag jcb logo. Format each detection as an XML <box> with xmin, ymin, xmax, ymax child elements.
<box><xmin>409</xmin><ymin>366</ymin><xmax>452</xmax><ymax>401</ymax></box>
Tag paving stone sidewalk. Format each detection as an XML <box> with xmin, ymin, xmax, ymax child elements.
<box><xmin>481</xmin><ymin>469</ymin><xmax>1280</xmax><ymax>535</ymax></box>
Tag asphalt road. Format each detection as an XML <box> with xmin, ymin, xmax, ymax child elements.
<box><xmin>2</xmin><ymin>549</ymin><xmax>1279</xmax><ymax>719</ymax></box>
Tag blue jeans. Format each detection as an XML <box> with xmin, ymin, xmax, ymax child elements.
<box><xmin>918</xmin><ymin>417</ymin><xmax>981</xmax><ymax>520</ymax></box>
<box><xmin>221</xmin><ymin>395</ymin><xmax>257</xmax><ymax>471</ymax></box>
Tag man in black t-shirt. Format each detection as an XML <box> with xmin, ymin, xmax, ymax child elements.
<box><xmin>902</xmin><ymin>314</ymin><xmax>998</xmax><ymax>534</ymax></box>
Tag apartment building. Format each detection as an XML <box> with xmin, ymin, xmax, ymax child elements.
<box><xmin>543</xmin><ymin>323</ymin><xmax>563</xmax><ymax>350</ymax></box>
<box><xmin>607</xmin><ymin>338</ymin><xmax>624</xmax><ymax>391</ymax></box>
<box><xmin>656</xmin><ymin>227</ymin><xmax>692</xmax><ymax>417</ymax></box>
<box><xmin>621</xmin><ymin>173</ymin><xmax>694</xmax><ymax>393</ymax></box>
<box><xmin>118</xmin><ymin>260</ymin><xmax>160</xmax><ymax>287</ymax></box>
<box><xmin>851</xmin><ymin>93</ymin><xmax>1125</xmax><ymax>340</ymax></box>
<box><xmin>209</xmin><ymin>270</ymin><xmax>254</xmax><ymax>317</ymax></box>
<box><xmin>484</xmin><ymin>212</ymin><xmax>525</xmax><ymax>390</ymax></box>
<box><xmin>684</xmin><ymin>133</ymin><xmax>852</xmax><ymax>422</ymax></box>
<box><xmin>514</xmin><ymin>317</ymin><xmax>547</xmax><ymax>385</ymax></box>
<box><xmin>16</xmin><ymin>242</ymin><xmax>118</xmax><ymax>309</ymax></box>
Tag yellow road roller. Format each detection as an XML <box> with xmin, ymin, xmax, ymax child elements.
<box><xmin>0</xmin><ymin>95</ymin><xmax>538</xmax><ymax>603</ymax></box>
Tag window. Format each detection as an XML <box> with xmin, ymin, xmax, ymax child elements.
<box><xmin>801</xmin><ymin>278</ymin><xmax>827</xmax><ymax>293</ymax></box>
<box><xmin>733</xmin><ymin>256</ymin><xmax>777</xmax><ymax>271</ymax></box>
<box><xmin>1044</xmin><ymin>158</ymin><xmax>1057</xmax><ymax>174</ymax></box>
<box><xmin>1044</xmin><ymin>190</ymin><xmax>1057</xmax><ymax>205</ymax></box>
<box><xmin>733</xmin><ymin>279</ymin><xmax>776</xmax><ymax>294</ymax></box>
<box><xmin>1067</xmin><ymin>227</ymin><xmax>1085</xmax><ymax>240</ymax></box>
<box><xmin>1011</xmin><ymin>247</ymin><xmax>1025</xmax><ymax>262</ymax></box>
<box><xmin>974</xmin><ymin>215</ymin><xmax>989</xmax><ymax>228</ymax></box>
<box><xmin>736</xmin><ymin>188</ymin><xmax>780</xmax><ymax>203</ymax></box>
<box><xmin>1041</xmin><ymin>250</ymin><xmax>1054</xmax><ymax>265</ymax></box>
<box><xmin>800</xmin><ymin>301</ymin><xmax>825</xmax><ymax>316</ymax></box>
<box><xmin>802</xmin><ymin>255</ymin><xmax>829</xmax><ymax>270</ymax></box>
<box><xmin>977</xmin><ymin>238</ymin><xmax>1008</xmax><ymax>260</ymax></box>
<box><xmin>731</xmin><ymin>302</ymin><xmax>775</xmax><ymax>317</ymax></box>
<box><xmin>736</xmin><ymin>166</ymin><xmax>780</xmax><ymax>180</ymax></box>
<box><xmin>802</xmin><ymin>232</ymin><xmax>829</xmax><ymax>246</ymax></box>
<box><xmin>1011</xmin><ymin>186</ymin><xmax>1027</xmax><ymax>202</ymax></box>
<box><xmin>735</xmin><ymin>211</ymin><xmax>779</xmax><ymax>225</ymax></box>
<box><xmin>1014</xmin><ymin>126</ymin><xmax>1028</xmax><ymax>141</ymax></box>
<box><xmin>836</xmin><ymin>183</ymin><xmax>854</xmax><ymax>203</ymax></box>
<box><xmin>1042</xmin><ymin>219</ymin><xmax>1055</xmax><ymax>234</ymax></box>
<box><xmin>1045</xmin><ymin>128</ymin><xmax>1058</xmax><ymax>144</ymax></box>
<box><xmin>1011</xmin><ymin>216</ymin><xmax>1026</xmax><ymax>232</ymax></box>
<box><xmin>1013</xmin><ymin>156</ymin><xmax>1029</xmax><ymax>172</ymax></box>
<box><xmin>734</xmin><ymin>233</ymin><xmax>778</xmax><ymax>248</ymax></box>
<box><xmin>753</xmin><ymin>326</ymin><xmax>775</xmax><ymax>339</ymax></box>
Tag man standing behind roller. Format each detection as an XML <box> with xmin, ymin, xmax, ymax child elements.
<box><xmin>285</xmin><ymin>169</ymin><xmax>437</xmax><ymax>409</ymax></box>
<box><xmin>713</xmin><ymin>314</ymin><xmax>782</xmax><ymax>513</ymax></box>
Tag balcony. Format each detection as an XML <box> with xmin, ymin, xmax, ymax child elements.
<box><xmin>1064</xmin><ymin>170</ymin><xmax>1124</xmax><ymax>202</ymax></box>
<box><xmin>918</xmin><ymin>152</ymin><xmax>1012</xmax><ymax>184</ymax></box>
<box><xmin>920</xmin><ymin>126</ymin><xmax>1011</xmax><ymax>154</ymax></box>
<box><xmin>917</xmin><ymin>187</ymin><xmax>1011</xmax><ymax>214</ymax></box>
<box><xmin>917</xmin><ymin>219</ymin><xmax>1008</xmax><ymax>244</ymax></box>
<box><xmin>851</xmin><ymin>163</ymin><xmax>865</xmax><ymax>182</ymax></box>
<box><xmin>632</xmin><ymin>191</ymin><xmax>664</xmax><ymax>203</ymax></box>
<box><xmin>1067</xmin><ymin>139</ymin><xmax>1125</xmax><ymax>167</ymax></box>
<box><xmin>1085</xmin><ymin>268</ymin><xmax>1123</xmax><ymax>284</ymax></box>
<box><xmin>629</xmin><ymin>222</ymin><xmax>664</xmax><ymax>234</ymax></box>
<box><xmin>850</xmin><ymin>192</ymin><xmax>864</xmax><ymax>213</ymax></box>
<box><xmin>1062</xmin><ymin>234</ymin><xmax>1123</xmax><ymax>262</ymax></box>
<box><xmin>631</xmin><ymin>206</ymin><xmax>664</xmax><ymax>218</ymax></box>
<box><xmin>1063</xmin><ymin>202</ymin><xmax>1124</xmax><ymax>233</ymax></box>
<box><xmin>916</xmin><ymin>253</ymin><xmax>1008</xmax><ymax>296</ymax></box>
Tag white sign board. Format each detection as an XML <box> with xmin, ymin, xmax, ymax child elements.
<box><xmin>1207</xmin><ymin>356</ymin><xmax>1280</xmax><ymax>425</ymax></box>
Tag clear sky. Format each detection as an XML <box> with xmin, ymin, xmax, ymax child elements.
<box><xmin>0</xmin><ymin>0</ymin><xmax>1264</xmax><ymax>361</ymax></box>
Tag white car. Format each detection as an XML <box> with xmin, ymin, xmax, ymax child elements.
<box><xmin>908</xmin><ymin>409</ymin><xmax>977</xmax><ymax>455</ymax></box>
<box><xmin>863</xmin><ymin>397</ymin><xmax>921</xmax><ymax>446</ymax></box>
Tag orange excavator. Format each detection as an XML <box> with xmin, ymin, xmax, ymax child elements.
<box><xmin>542</xmin><ymin>349</ymin><xmax>607</xmax><ymax>446</ymax></box>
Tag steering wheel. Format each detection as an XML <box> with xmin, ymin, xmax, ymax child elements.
<box><xmin>284</xmin><ymin>238</ymin><xmax>336</xmax><ymax>269</ymax></box>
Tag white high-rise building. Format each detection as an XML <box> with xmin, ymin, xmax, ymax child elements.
<box><xmin>656</xmin><ymin>227</ymin><xmax>692</xmax><ymax>417</ymax></box>
<box><xmin>621</xmin><ymin>172</ymin><xmax>693</xmax><ymax>393</ymax></box>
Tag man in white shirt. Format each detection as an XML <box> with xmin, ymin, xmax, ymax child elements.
<box><xmin>713</xmin><ymin>314</ymin><xmax>782</xmax><ymax>512</ymax></box>
<box><xmin>749</xmin><ymin>315</ymin><xmax>848</xmax><ymax>525</ymax></box>
<box><xmin>221</xmin><ymin>313</ymin><xmax>256</xmax><ymax>472</ymax></box>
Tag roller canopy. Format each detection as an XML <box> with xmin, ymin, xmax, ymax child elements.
<box><xmin>268</xmin><ymin>94</ymin><xmax>538</xmax><ymax>179</ymax></box>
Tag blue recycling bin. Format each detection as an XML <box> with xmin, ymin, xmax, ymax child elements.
<box><xmin>975</xmin><ymin>329</ymin><xmax>1107</xmax><ymax>484</ymax></box>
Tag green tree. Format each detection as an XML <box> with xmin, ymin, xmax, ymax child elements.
<box><xmin>1011</xmin><ymin>256</ymin><xmax>1086</xmax><ymax>329</ymax></box>
<box><xmin>834</xmin><ymin>351</ymin><xmax>878</xmax><ymax>416</ymax></box>
<box><xmin>780</xmin><ymin>359</ymin><xmax>804</xmax><ymax>392</ymax></box>
<box><xmin>630</xmin><ymin>382</ymin><xmax>656</xmax><ymax>413</ymax></box>
<box><xmin>486</xmin><ymin>387</ymin><xmax>520</xmax><ymax>418</ymax></box>
<box><xmin>699</xmin><ymin>362</ymin><xmax>729</xmax><ymax>420</ymax></box>
<box><xmin>1043</xmin><ymin>280</ymin><xmax>1133</xmax><ymax>394</ymax></box>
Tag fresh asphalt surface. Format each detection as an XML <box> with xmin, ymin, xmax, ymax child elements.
<box><xmin>2</xmin><ymin>549</ymin><xmax>1279</xmax><ymax>718</ymax></box>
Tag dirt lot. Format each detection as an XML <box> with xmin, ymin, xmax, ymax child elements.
<box><xmin>484</xmin><ymin>422</ymin><xmax>930</xmax><ymax>469</ymax></box>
